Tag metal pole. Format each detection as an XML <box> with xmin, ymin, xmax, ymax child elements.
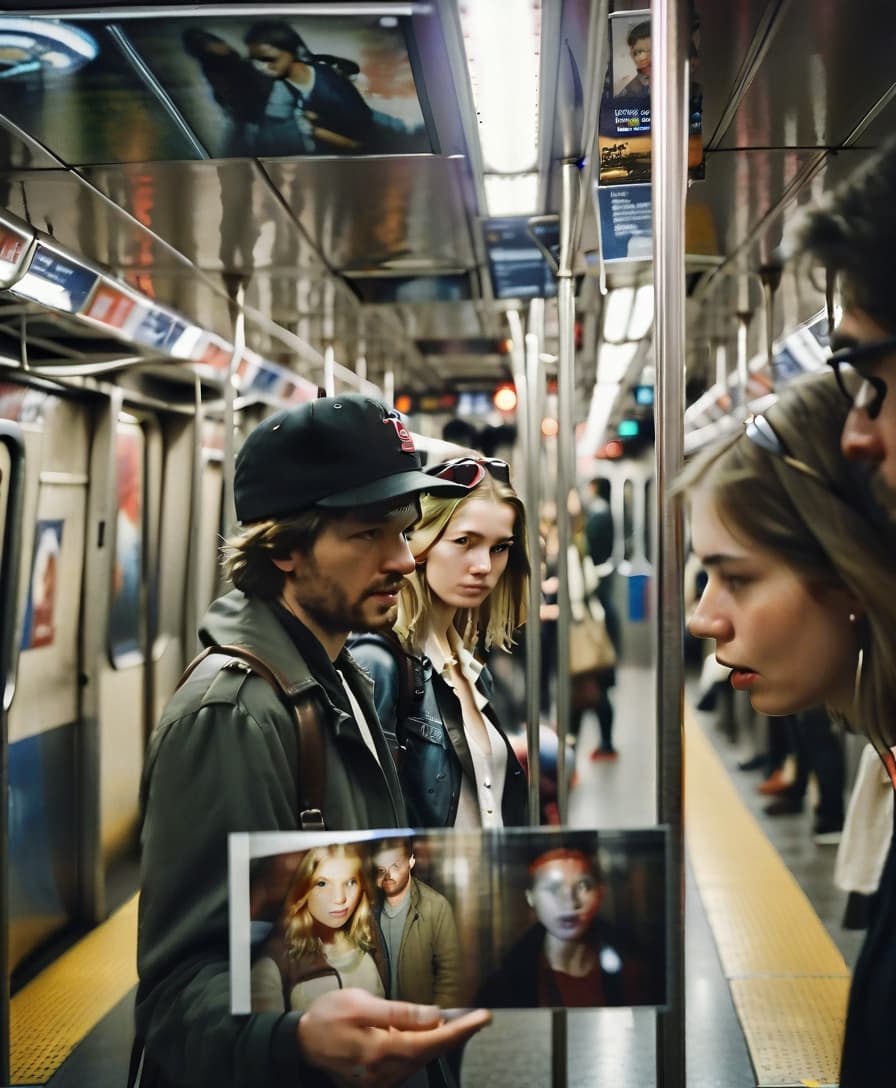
<box><xmin>524</xmin><ymin>327</ymin><xmax>544</xmax><ymax>824</ymax></box>
<box><xmin>507</xmin><ymin>310</ymin><xmax>542</xmax><ymax>830</ymax></box>
<box><xmin>323</xmin><ymin>346</ymin><xmax>336</xmax><ymax>397</ymax></box>
<box><xmin>222</xmin><ymin>285</ymin><xmax>245</xmax><ymax>540</ymax></box>
<box><xmin>652</xmin><ymin>0</ymin><xmax>687</xmax><ymax>1085</ymax></box>
<box><xmin>554</xmin><ymin>161</ymin><xmax>578</xmax><ymax>823</ymax></box>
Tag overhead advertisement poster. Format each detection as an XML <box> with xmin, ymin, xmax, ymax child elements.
<box><xmin>596</xmin><ymin>10</ymin><xmax>704</xmax><ymax>189</ymax></box>
<box><xmin>128</xmin><ymin>15</ymin><xmax>431</xmax><ymax>159</ymax></box>
<box><xmin>0</xmin><ymin>13</ymin><xmax>431</xmax><ymax>164</ymax></box>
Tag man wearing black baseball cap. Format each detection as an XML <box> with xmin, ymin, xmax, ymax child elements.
<box><xmin>135</xmin><ymin>395</ymin><xmax>488</xmax><ymax>1088</ymax></box>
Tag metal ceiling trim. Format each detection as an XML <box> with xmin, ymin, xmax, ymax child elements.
<box><xmin>20</xmin><ymin>4</ymin><xmax>430</xmax><ymax>19</ymax></box>
<box><xmin>0</xmin><ymin>319</ymin><xmax>86</xmax><ymax>360</ymax></box>
<box><xmin>0</xmin><ymin>122</ymin><xmax>329</xmax><ymax>372</ymax></box>
<box><xmin>705</xmin><ymin>0</ymin><xmax>794</xmax><ymax>152</ymax></box>
<box><xmin>432</xmin><ymin>0</ymin><xmax>487</xmax><ymax>216</ymax></box>
<box><xmin>840</xmin><ymin>78</ymin><xmax>896</xmax><ymax>147</ymax></box>
<box><xmin>106</xmin><ymin>25</ymin><xmax>210</xmax><ymax>160</ymax></box>
<box><xmin>567</xmin><ymin>0</ymin><xmax>608</xmax><ymax>276</ymax></box>
<box><xmin>690</xmin><ymin>150</ymin><xmax>828</xmax><ymax>307</ymax></box>
<box><xmin>536</xmin><ymin>0</ymin><xmax>563</xmax><ymax>212</ymax></box>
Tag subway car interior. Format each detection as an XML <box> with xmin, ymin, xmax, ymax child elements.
<box><xmin>0</xmin><ymin>0</ymin><xmax>893</xmax><ymax>1085</ymax></box>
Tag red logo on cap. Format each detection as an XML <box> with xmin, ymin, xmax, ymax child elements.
<box><xmin>384</xmin><ymin>416</ymin><xmax>416</xmax><ymax>453</ymax></box>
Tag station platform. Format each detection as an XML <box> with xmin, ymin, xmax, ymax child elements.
<box><xmin>10</xmin><ymin>664</ymin><xmax>859</xmax><ymax>1087</ymax></box>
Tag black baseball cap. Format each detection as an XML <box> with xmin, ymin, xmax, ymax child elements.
<box><xmin>234</xmin><ymin>394</ymin><xmax>468</xmax><ymax>523</ymax></box>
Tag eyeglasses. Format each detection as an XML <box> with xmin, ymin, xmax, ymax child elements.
<box><xmin>744</xmin><ymin>414</ymin><xmax>830</xmax><ymax>488</ymax></box>
<box><xmin>827</xmin><ymin>336</ymin><xmax>896</xmax><ymax>421</ymax></box>
<box><xmin>426</xmin><ymin>457</ymin><xmax>511</xmax><ymax>488</ymax></box>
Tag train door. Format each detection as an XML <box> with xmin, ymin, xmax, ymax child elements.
<box><xmin>6</xmin><ymin>391</ymin><xmax>92</xmax><ymax>971</ymax></box>
<box><xmin>91</xmin><ymin>411</ymin><xmax>154</xmax><ymax>886</ymax></box>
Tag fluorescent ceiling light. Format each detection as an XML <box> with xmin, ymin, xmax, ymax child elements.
<box><xmin>484</xmin><ymin>173</ymin><xmax>539</xmax><ymax>217</ymax></box>
<box><xmin>460</xmin><ymin>0</ymin><xmax>540</xmax><ymax>174</ymax></box>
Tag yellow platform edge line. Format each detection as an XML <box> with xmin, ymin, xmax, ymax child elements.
<box><xmin>685</xmin><ymin>707</ymin><xmax>849</xmax><ymax>1086</ymax></box>
<box><xmin>10</xmin><ymin>893</ymin><xmax>139</xmax><ymax>1084</ymax></box>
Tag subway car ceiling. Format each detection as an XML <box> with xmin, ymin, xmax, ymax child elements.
<box><xmin>0</xmin><ymin>0</ymin><xmax>893</xmax><ymax>451</ymax></box>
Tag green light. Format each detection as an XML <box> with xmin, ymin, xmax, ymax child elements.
<box><xmin>617</xmin><ymin>419</ymin><xmax>640</xmax><ymax>437</ymax></box>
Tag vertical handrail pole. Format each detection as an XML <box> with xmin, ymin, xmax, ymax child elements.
<box><xmin>221</xmin><ymin>285</ymin><xmax>245</xmax><ymax>540</ymax></box>
<box><xmin>524</xmin><ymin>319</ymin><xmax>544</xmax><ymax>824</ymax></box>
<box><xmin>652</xmin><ymin>0</ymin><xmax>688</xmax><ymax>1084</ymax></box>
<box><xmin>554</xmin><ymin>160</ymin><xmax>579</xmax><ymax>823</ymax></box>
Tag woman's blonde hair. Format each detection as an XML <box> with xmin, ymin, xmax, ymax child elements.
<box><xmin>282</xmin><ymin>844</ymin><xmax>376</xmax><ymax>962</ymax></box>
<box><xmin>394</xmin><ymin>469</ymin><xmax>530</xmax><ymax>653</ymax></box>
<box><xmin>675</xmin><ymin>370</ymin><xmax>896</xmax><ymax>760</ymax></box>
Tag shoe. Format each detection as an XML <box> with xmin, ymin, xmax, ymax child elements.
<box><xmin>764</xmin><ymin>793</ymin><xmax>803</xmax><ymax>816</ymax></box>
<box><xmin>590</xmin><ymin>747</ymin><xmax>618</xmax><ymax>762</ymax></box>
<box><xmin>813</xmin><ymin>828</ymin><xmax>843</xmax><ymax>846</ymax></box>
<box><xmin>813</xmin><ymin>818</ymin><xmax>843</xmax><ymax>845</ymax></box>
<box><xmin>737</xmin><ymin>753</ymin><xmax>768</xmax><ymax>772</ymax></box>
<box><xmin>757</xmin><ymin>769</ymin><xmax>792</xmax><ymax>796</ymax></box>
<box><xmin>696</xmin><ymin>684</ymin><xmax>719</xmax><ymax>712</ymax></box>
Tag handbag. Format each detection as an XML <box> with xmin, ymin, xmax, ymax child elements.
<box><xmin>569</xmin><ymin>602</ymin><xmax>617</xmax><ymax>675</ymax></box>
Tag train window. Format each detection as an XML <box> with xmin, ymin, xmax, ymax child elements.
<box><xmin>622</xmin><ymin>478</ymin><xmax>634</xmax><ymax>561</ymax></box>
<box><xmin>108</xmin><ymin>421</ymin><xmax>144</xmax><ymax>666</ymax></box>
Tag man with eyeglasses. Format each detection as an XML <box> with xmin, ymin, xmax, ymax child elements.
<box><xmin>372</xmin><ymin>838</ymin><xmax>463</xmax><ymax>1010</ymax></box>
<box><xmin>790</xmin><ymin>140</ymin><xmax>896</xmax><ymax>1088</ymax></box>
<box><xmin>792</xmin><ymin>137</ymin><xmax>896</xmax><ymax>509</ymax></box>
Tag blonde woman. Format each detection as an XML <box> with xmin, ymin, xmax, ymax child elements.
<box><xmin>352</xmin><ymin>457</ymin><xmax>530</xmax><ymax>828</ymax></box>
<box><xmin>251</xmin><ymin>844</ymin><xmax>386</xmax><ymax>1012</ymax></box>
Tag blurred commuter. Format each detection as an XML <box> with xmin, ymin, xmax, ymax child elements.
<box><xmin>351</xmin><ymin>457</ymin><xmax>529</xmax><ymax>829</ymax></box>
<box><xmin>760</xmin><ymin>707</ymin><xmax>845</xmax><ymax>843</ymax></box>
<box><xmin>678</xmin><ymin>372</ymin><xmax>896</xmax><ymax>1088</ymax></box>
<box><xmin>788</xmin><ymin>138</ymin><xmax>896</xmax><ymax>1086</ymax></box>
<box><xmin>134</xmin><ymin>395</ymin><xmax>490</xmax><ymax>1088</ymax></box>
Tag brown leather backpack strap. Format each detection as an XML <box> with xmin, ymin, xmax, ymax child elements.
<box><xmin>176</xmin><ymin>644</ymin><xmax>326</xmax><ymax>830</ymax></box>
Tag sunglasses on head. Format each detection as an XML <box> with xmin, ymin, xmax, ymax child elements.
<box><xmin>426</xmin><ymin>457</ymin><xmax>511</xmax><ymax>488</ymax></box>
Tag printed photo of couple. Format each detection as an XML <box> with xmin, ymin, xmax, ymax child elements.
<box><xmin>229</xmin><ymin>827</ymin><xmax>668</xmax><ymax>1014</ymax></box>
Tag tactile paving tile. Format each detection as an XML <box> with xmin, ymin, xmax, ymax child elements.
<box><xmin>730</xmin><ymin>976</ymin><xmax>849</xmax><ymax>1086</ymax></box>
<box><xmin>10</xmin><ymin>895</ymin><xmax>139</xmax><ymax>1084</ymax></box>
<box><xmin>685</xmin><ymin>710</ymin><xmax>850</xmax><ymax>1087</ymax></box>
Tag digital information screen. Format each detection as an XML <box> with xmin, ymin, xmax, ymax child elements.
<box><xmin>11</xmin><ymin>244</ymin><xmax>98</xmax><ymax>312</ymax></box>
<box><xmin>0</xmin><ymin>224</ymin><xmax>31</xmax><ymax>288</ymax></box>
<box><xmin>133</xmin><ymin>308</ymin><xmax>187</xmax><ymax>353</ymax></box>
<box><xmin>483</xmin><ymin>217</ymin><xmax>557</xmax><ymax>301</ymax></box>
<box><xmin>83</xmin><ymin>282</ymin><xmax>142</xmax><ymax>331</ymax></box>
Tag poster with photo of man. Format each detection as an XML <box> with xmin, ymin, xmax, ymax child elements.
<box><xmin>229</xmin><ymin>827</ymin><xmax>668</xmax><ymax>1014</ymax></box>
<box><xmin>597</xmin><ymin>10</ymin><xmax>704</xmax><ymax>187</ymax></box>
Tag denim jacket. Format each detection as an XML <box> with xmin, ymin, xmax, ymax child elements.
<box><xmin>348</xmin><ymin>633</ymin><xmax>528</xmax><ymax>828</ymax></box>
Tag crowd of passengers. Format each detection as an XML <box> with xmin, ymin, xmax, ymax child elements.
<box><xmin>130</xmin><ymin>139</ymin><xmax>896</xmax><ymax>1088</ymax></box>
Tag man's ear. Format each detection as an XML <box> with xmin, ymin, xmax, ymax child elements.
<box><xmin>524</xmin><ymin>889</ymin><xmax>534</xmax><ymax>909</ymax></box>
<box><xmin>272</xmin><ymin>553</ymin><xmax>297</xmax><ymax>573</ymax></box>
<box><xmin>408</xmin><ymin>853</ymin><xmax>416</xmax><ymax>872</ymax></box>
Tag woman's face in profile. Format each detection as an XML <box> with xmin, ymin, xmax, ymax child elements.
<box><xmin>527</xmin><ymin>856</ymin><xmax>603</xmax><ymax>943</ymax></box>
<box><xmin>686</xmin><ymin>483</ymin><xmax>858</xmax><ymax>714</ymax></box>
<box><xmin>306</xmin><ymin>856</ymin><xmax>363</xmax><ymax>930</ymax></box>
